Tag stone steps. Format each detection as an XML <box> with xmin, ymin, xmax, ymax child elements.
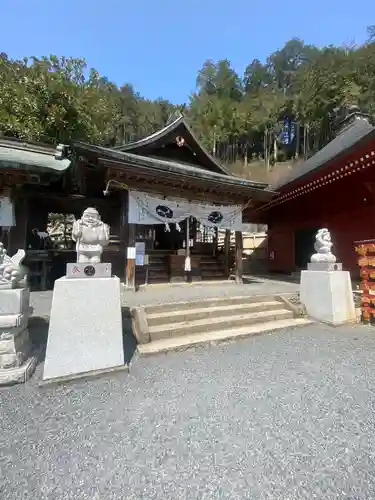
<box><xmin>138</xmin><ymin>318</ymin><xmax>313</xmax><ymax>355</ymax></box>
<box><xmin>148</xmin><ymin>309</ymin><xmax>293</xmax><ymax>341</ymax></box>
<box><xmin>132</xmin><ymin>294</ymin><xmax>311</xmax><ymax>350</ymax></box>
<box><xmin>145</xmin><ymin>295</ymin><xmax>275</xmax><ymax>314</ymax></box>
<box><xmin>147</xmin><ymin>300</ymin><xmax>284</xmax><ymax>326</ymax></box>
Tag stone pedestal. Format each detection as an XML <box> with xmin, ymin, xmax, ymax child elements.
<box><xmin>42</xmin><ymin>275</ymin><xmax>124</xmax><ymax>383</ymax></box>
<box><xmin>300</xmin><ymin>269</ymin><xmax>356</xmax><ymax>325</ymax></box>
<box><xmin>0</xmin><ymin>288</ymin><xmax>37</xmax><ymax>385</ymax></box>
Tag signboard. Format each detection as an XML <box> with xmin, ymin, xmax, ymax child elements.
<box><xmin>127</xmin><ymin>246</ymin><xmax>136</xmax><ymax>259</ymax></box>
<box><xmin>135</xmin><ymin>241</ymin><xmax>146</xmax><ymax>266</ymax></box>
<box><xmin>0</xmin><ymin>197</ymin><xmax>15</xmax><ymax>227</ymax></box>
<box><xmin>66</xmin><ymin>263</ymin><xmax>112</xmax><ymax>279</ymax></box>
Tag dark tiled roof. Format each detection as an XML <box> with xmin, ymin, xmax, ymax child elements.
<box><xmin>73</xmin><ymin>141</ymin><xmax>276</xmax><ymax>202</ymax></box>
<box><xmin>0</xmin><ymin>138</ymin><xmax>71</xmax><ymax>172</ymax></box>
<box><xmin>272</xmin><ymin>119</ymin><xmax>375</xmax><ymax>190</ymax></box>
<box><xmin>114</xmin><ymin>115</ymin><xmax>231</xmax><ymax>176</ymax></box>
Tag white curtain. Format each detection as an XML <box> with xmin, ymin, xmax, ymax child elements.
<box><xmin>128</xmin><ymin>190</ymin><xmax>242</xmax><ymax>231</ymax></box>
<box><xmin>0</xmin><ymin>197</ymin><xmax>15</xmax><ymax>227</ymax></box>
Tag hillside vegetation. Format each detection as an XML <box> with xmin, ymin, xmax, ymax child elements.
<box><xmin>1</xmin><ymin>26</ymin><xmax>375</xmax><ymax>183</ymax></box>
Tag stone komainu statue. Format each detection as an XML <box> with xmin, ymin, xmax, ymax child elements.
<box><xmin>72</xmin><ymin>207</ymin><xmax>110</xmax><ymax>264</ymax></box>
<box><xmin>310</xmin><ymin>228</ymin><xmax>336</xmax><ymax>263</ymax></box>
<box><xmin>0</xmin><ymin>243</ymin><xmax>26</xmax><ymax>288</ymax></box>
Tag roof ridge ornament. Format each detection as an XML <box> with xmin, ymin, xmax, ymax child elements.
<box><xmin>55</xmin><ymin>144</ymin><xmax>69</xmax><ymax>160</ymax></box>
<box><xmin>166</xmin><ymin>111</ymin><xmax>184</xmax><ymax>125</ymax></box>
<box><xmin>176</xmin><ymin>136</ymin><xmax>185</xmax><ymax>147</ymax></box>
<box><xmin>333</xmin><ymin>104</ymin><xmax>371</xmax><ymax>136</ymax></box>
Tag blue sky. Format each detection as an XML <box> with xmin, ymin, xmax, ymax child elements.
<box><xmin>0</xmin><ymin>0</ymin><xmax>373</xmax><ymax>103</ymax></box>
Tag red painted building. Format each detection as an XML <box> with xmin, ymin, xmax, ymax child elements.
<box><xmin>249</xmin><ymin>108</ymin><xmax>375</xmax><ymax>277</ymax></box>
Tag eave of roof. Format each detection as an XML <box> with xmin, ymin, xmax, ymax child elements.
<box><xmin>272</xmin><ymin>119</ymin><xmax>375</xmax><ymax>190</ymax></box>
<box><xmin>113</xmin><ymin>115</ymin><xmax>232</xmax><ymax>176</ymax></box>
<box><xmin>74</xmin><ymin>141</ymin><xmax>276</xmax><ymax>202</ymax></box>
<box><xmin>0</xmin><ymin>140</ymin><xmax>71</xmax><ymax>173</ymax></box>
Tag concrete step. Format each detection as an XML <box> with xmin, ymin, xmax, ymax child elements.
<box><xmin>201</xmin><ymin>259</ymin><xmax>223</xmax><ymax>266</ymax></box>
<box><xmin>138</xmin><ymin>318</ymin><xmax>314</xmax><ymax>355</ymax></box>
<box><xmin>149</xmin><ymin>308</ymin><xmax>294</xmax><ymax>340</ymax></box>
<box><xmin>147</xmin><ymin>300</ymin><xmax>284</xmax><ymax>327</ymax></box>
<box><xmin>201</xmin><ymin>273</ymin><xmax>226</xmax><ymax>279</ymax></box>
<box><xmin>201</xmin><ymin>266</ymin><xmax>225</xmax><ymax>276</ymax></box>
<box><xmin>145</xmin><ymin>295</ymin><xmax>276</xmax><ymax>315</ymax></box>
<box><xmin>147</xmin><ymin>279</ymin><xmax>169</xmax><ymax>285</ymax></box>
<box><xmin>149</xmin><ymin>258</ymin><xmax>167</xmax><ymax>264</ymax></box>
<box><xmin>148</xmin><ymin>270</ymin><xmax>167</xmax><ymax>277</ymax></box>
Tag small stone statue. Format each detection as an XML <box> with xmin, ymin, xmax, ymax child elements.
<box><xmin>310</xmin><ymin>228</ymin><xmax>336</xmax><ymax>263</ymax></box>
<box><xmin>0</xmin><ymin>243</ymin><xmax>26</xmax><ymax>288</ymax></box>
<box><xmin>72</xmin><ymin>207</ymin><xmax>110</xmax><ymax>264</ymax></box>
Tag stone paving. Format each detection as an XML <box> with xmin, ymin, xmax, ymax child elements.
<box><xmin>30</xmin><ymin>277</ymin><xmax>299</xmax><ymax>318</ymax></box>
<box><xmin>1</xmin><ymin>321</ymin><xmax>375</xmax><ymax>499</ymax></box>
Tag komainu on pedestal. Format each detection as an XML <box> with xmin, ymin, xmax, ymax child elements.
<box><xmin>300</xmin><ymin>228</ymin><xmax>355</xmax><ymax>325</ymax></box>
<box><xmin>0</xmin><ymin>243</ymin><xmax>37</xmax><ymax>385</ymax></box>
<box><xmin>43</xmin><ymin>207</ymin><xmax>124</xmax><ymax>383</ymax></box>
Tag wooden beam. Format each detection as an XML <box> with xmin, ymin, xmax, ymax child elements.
<box><xmin>105</xmin><ymin>168</ymin><xmax>248</xmax><ymax>205</ymax></box>
<box><xmin>235</xmin><ymin>230</ymin><xmax>243</xmax><ymax>284</ymax></box>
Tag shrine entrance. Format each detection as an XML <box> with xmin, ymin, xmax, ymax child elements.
<box><xmin>294</xmin><ymin>226</ymin><xmax>319</xmax><ymax>269</ymax></box>
<box><xmin>154</xmin><ymin>221</ymin><xmax>186</xmax><ymax>251</ymax></box>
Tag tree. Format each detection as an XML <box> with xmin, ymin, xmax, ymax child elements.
<box><xmin>243</xmin><ymin>59</ymin><xmax>272</xmax><ymax>93</ymax></box>
<box><xmin>367</xmin><ymin>25</ymin><xmax>375</xmax><ymax>42</ymax></box>
<box><xmin>1</xmin><ymin>26</ymin><xmax>375</xmax><ymax>179</ymax></box>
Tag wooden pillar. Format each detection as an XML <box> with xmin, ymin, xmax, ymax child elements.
<box><xmin>123</xmin><ymin>191</ymin><xmax>137</xmax><ymax>289</ymax></box>
<box><xmin>235</xmin><ymin>230</ymin><xmax>243</xmax><ymax>284</ymax></box>
<box><xmin>126</xmin><ymin>224</ymin><xmax>136</xmax><ymax>288</ymax></box>
<box><xmin>120</xmin><ymin>192</ymin><xmax>127</xmax><ymax>281</ymax></box>
<box><xmin>224</xmin><ymin>229</ymin><xmax>231</xmax><ymax>278</ymax></box>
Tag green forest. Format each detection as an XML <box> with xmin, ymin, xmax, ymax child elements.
<box><xmin>1</xmin><ymin>26</ymin><xmax>375</xmax><ymax>181</ymax></box>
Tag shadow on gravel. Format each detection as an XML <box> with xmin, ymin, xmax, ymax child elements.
<box><xmin>121</xmin><ymin>307</ymin><xmax>137</xmax><ymax>365</ymax></box>
<box><xmin>29</xmin><ymin>317</ymin><xmax>49</xmax><ymax>366</ymax></box>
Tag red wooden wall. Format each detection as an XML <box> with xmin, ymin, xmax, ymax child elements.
<box><xmin>263</xmin><ymin>140</ymin><xmax>375</xmax><ymax>276</ymax></box>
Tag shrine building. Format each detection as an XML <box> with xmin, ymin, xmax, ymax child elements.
<box><xmin>0</xmin><ymin>116</ymin><xmax>275</xmax><ymax>289</ymax></box>
<box><xmin>247</xmin><ymin>106</ymin><xmax>375</xmax><ymax>277</ymax></box>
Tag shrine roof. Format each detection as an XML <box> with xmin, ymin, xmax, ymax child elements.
<box><xmin>113</xmin><ymin>115</ymin><xmax>231</xmax><ymax>175</ymax></box>
<box><xmin>272</xmin><ymin>118</ymin><xmax>375</xmax><ymax>190</ymax></box>
<box><xmin>0</xmin><ymin>138</ymin><xmax>71</xmax><ymax>173</ymax></box>
<box><xmin>73</xmin><ymin>141</ymin><xmax>276</xmax><ymax>202</ymax></box>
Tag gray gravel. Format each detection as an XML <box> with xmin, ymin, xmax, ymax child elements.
<box><xmin>1</xmin><ymin>322</ymin><xmax>375</xmax><ymax>499</ymax></box>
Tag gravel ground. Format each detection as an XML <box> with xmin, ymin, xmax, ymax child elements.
<box><xmin>1</xmin><ymin>322</ymin><xmax>375</xmax><ymax>499</ymax></box>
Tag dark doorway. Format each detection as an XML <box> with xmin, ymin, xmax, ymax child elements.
<box><xmin>154</xmin><ymin>222</ymin><xmax>186</xmax><ymax>251</ymax></box>
<box><xmin>294</xmin><ymin>226</ymin><xmax>319</xmax><ymax>269</ymax></box>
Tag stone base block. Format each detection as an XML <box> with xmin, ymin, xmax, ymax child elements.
<box><xmin>43</xmin><ymin>276</ymin><xmax>124</xmax><ymax>382</ymax></box>
<box><xmin>0</xmin><ymin>313</ymin><xmax>28</xmax><ymax>331</ymax></box>
<box><xmin>0</xmin><ymin>287</ymin><xmax>30</xmax><ymax>315</ymax></box>
<box><xmin>300</xmin><ymin>270</ymin><xmax>356</xmax><ymax>325</ymax></box>
<box><xmin>307</xmin><ymin>262</ymin><xmax>342</xmax><ymax>271</ymax></box>
<box><xmin>0</xmin><ymin>326</ymin><xmax>31</xmax><ymax>369</ymax></box>
<box><xmin>0</xmin><ymin>354</ymin><xmax>38</xmax><ymax>386</ymax></box>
